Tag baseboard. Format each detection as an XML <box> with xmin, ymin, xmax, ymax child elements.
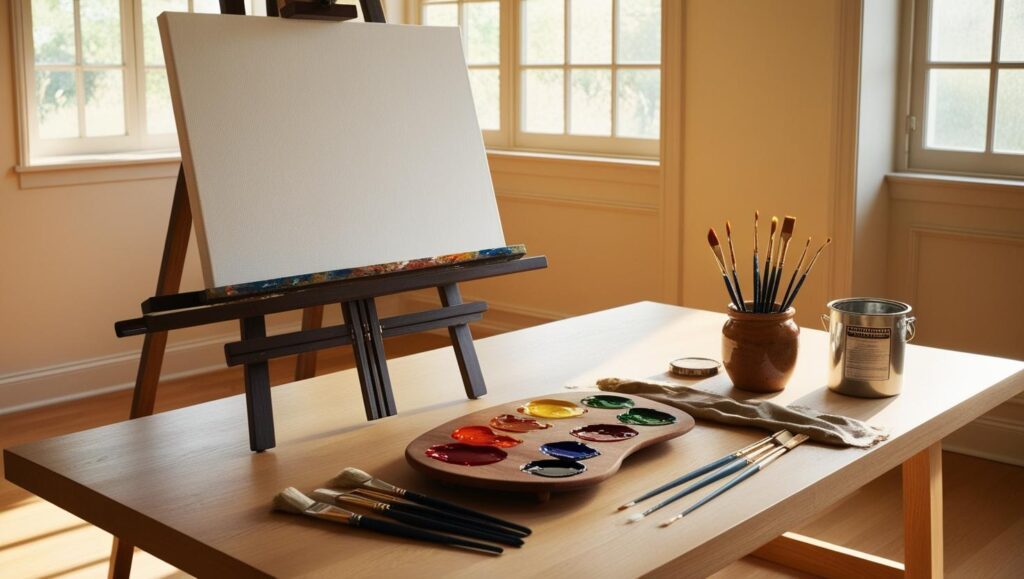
<box><xmin>0</xmin><ymin>321</ymin><xmax>300</xmax><ymax>415</ymax></box>
<box><xmin>943</xmin><ymin>395</ymin><xmax>1024</xmax><ymax>467</ymax></box>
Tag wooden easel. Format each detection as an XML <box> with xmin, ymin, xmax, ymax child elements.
<box><xmin>107</xmin><ymin>1</ymin><xmax>546</xmax><ymax>575</ymax></box>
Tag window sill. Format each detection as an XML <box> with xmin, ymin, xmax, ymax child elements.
<box><xmin>15</xmin><ymin>151</ymin><xmax>181</xmax><ymax>189</ymax></box>
<box><xmin>886</xmin><ymin>172</ymin><xmax>1024</xmax><ymax>211</ymax></box>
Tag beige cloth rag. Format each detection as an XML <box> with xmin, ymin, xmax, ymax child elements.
<box><xmin>598</xmin><ymin>377</ymin><xmax>888</xmax><ymax>448</ymax></box>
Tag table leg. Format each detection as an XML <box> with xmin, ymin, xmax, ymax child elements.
<box><xmin>108</xmin><ymin>537</ymin><xmax>134</xmax><ymax>579</ymax></box>
<box><xmin>903</xmin><ymin>443</ymin><xmax>943</xmax><ymax>578</ymax></box>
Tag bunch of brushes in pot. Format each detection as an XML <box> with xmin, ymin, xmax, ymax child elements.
<box><xmin>707</xmin><ymin>212</ymin><xmax>831</xmax><ymax>313</ymax></box>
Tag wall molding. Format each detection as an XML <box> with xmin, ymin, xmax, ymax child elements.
<box><xmin>944</xmin><ymin>412</ymin><xmax>1024</xmax><ymax>467</ymax></box>
<box><xmin>887</xmin><ymin>173</ymin><xmax>1024</xmax><ymax>210</ymax></box>
<box><xmin>0</xmin><ymin>321</ymin><xmax>300</xmax><ymax>415</ymax></box>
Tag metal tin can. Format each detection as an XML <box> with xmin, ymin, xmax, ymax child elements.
<box><xmin>822</xmin><ymin>298</ymin><xmax>916</xmax><ymax>398</ymax></box>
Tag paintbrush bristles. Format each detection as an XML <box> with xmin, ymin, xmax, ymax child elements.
<box><xmin>707</xmin><ymin>228</ymin><xmax>727</xmax><ymax>274</ymax></box>
<box><xmin>780</xmin><ymin>216</ymin><xmax>795</xmax><ymax>237</ymax></box>
<box><xmin>274</xmin><ymin>487</ymin><xmax>316</xmax><ymax>514</ymax></box>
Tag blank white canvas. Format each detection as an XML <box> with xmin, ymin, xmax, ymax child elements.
<box><xmin>159</xmin><ymin>13</ymin><xmax>506</xmax><ymax>289</ymax></box>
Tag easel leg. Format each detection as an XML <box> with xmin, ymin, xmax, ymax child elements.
<box><xmin>111</xmin><ymin>166</ymin><xmax>192</xmax><ymax>578</ymax></box>
<box><xmin>294</xmin><ymin>306</ymin><xmax>324</xmax><ymax>381</ymax></box>
<box><xmin>241</xmin><ymin>316</ymin><xmax>277</xmax><ymax>452</ymax></box>
<box><xmin>903</xmin><ymin>443</ymin><xmax>943</xmax><ymax>578</ymax></box>
<box><xmin>438</xmin><ymin>284</ymin><xmax>486</xmax><ymax>399</ymax></box>
<box><xmin>342</xmin><ymin>300</ymin><xmax>396</xmax><ymax>420</ymax></box>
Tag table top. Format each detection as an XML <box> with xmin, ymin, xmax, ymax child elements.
<box><xmin>6</xmin><ymin>303</ymin><xmax>1023</xmax><ymax>578</ymax></box>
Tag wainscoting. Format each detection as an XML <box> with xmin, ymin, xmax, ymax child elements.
<box><xmin>887</xmin><ymin>174</ymin><xmax>1024</xmax><ymax>465</ymax></box>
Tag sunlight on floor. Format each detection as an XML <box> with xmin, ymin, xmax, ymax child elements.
<box><xmin>0</xmin><ymin>496</ymin><xmax>189</xmax><ymax>578</ymax></box>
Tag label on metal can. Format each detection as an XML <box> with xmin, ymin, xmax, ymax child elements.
<box><xmin>844</xmin><ymin>325</ymin><xmax>891</xmax><ymax>381</ymax></box>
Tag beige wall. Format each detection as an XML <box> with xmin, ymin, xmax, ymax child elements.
<box><xmin>681</xmin><ymin>0</ymin><xmax>843</xmax><ymax>327</ymax></box>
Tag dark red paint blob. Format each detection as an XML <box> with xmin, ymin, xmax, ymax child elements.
<box><xmin>570</xmin><ymin>423</ymin><xmax>639</xmax><ymax>442</ymax></box>
<box><xmin>451</xmin><ymin>425</ymin><xmax>522</xmax><ymax>448</ymax></box>
<box><xmin>425</xmin><ymin>443</ymin><xmax>508</xmax><ymax>466</ymax></box>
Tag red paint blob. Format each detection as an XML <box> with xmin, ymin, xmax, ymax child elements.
<box><xmin>570</xmin><ymin>423</ymin><xmax>639</xmax><ymax>442</ymax></box>
<box><xmin>425</xmin><ymin>443</ymin><xmax>508</xmax><ymax>466</ymax></box>
<box><xmin>451</xmin><ymin>425</ymin><xmax>523</xmax><ymax>448</ymax></box>
<box><xmin>489</xmin><ymin>414</ymin><xmax>552</xmax><ymax>433</ymax></box>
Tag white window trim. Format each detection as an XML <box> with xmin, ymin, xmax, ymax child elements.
<box><xmin>905</xmin><ymin>0</ymin><xmax>1024</xmax><ymax>180</ymax></box>
<box><xmin>417</xmin><ymin>0</ymin><xmax>661</xmax><ymax>160</ymax></box>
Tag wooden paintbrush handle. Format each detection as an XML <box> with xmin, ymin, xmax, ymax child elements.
<box><xmin>384</xmin><ymin>509</ymin><xmax>524</xmax><ymax>547</ymax></box>
<box><xmin>353</xmin><ymin>515</ymin><xmax>504</xmax><ymax>554</ymax></box>
<box><xmin>389</xmin><ymin>502</ymin><xmax>528</xmax><ymax>538</ymax></box>
<box><xmin>403</xmin><ymin>491</ymin><xmax>532</xmax><ymax>536</ymax></box>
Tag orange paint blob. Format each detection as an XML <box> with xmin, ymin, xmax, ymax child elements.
<box><xmin>451</xmin><ymin>425</ymin><xmax>523</xmax><ymax>448</ymax></box>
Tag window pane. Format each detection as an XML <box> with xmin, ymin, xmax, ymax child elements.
<box><xmin>422</xmin><ymin>3</ymin><xmax>457</xmax><ymax>26</ymax></box>
<box><xmin>80</xmin><ymin>0</ymin><xmax>122</xmax><ymax>65</ymax></box>
<box><xmin>925</xmin><ymin>69</ymin><xmax>989</xmax><ymax>151</ymax></box>
<box><xmin>929</xmin><ymin>0</ymin><xmax>995</xmax><ymax>62</ymax></box>
<box><xmin>146</xmin><ymin>69</ymin><xmax>177</xmax><ymax>134</ymax></box>
<box><xmin>469</xmin><ymin>68</ymin><xmax>500</xmax><ymax>131</ymax></box>
<box><xmin>144</xmin><ymin>0</ymin><xmax>188</xmax><ymax>66</ymax></box>
<box><xmin>1001</xmin><ymin>0</ymin><xmax>1024</xmax><ymax>62</ymax></box>
<box><xmin>570</xmin><ymin>69</ymin><xmax>611</xmax><ymax>136</ymax></box>
<box><xmin>994</xmin><ymin>70</ymin><xmax>1024</xmax><ymax>154</ymax></box>
<box><xmin>465</xmin><ymin>1</ymin><xmax>499</xmax><ymax>65</ymax></box>
<box><xmin>523</xmin><ymin>0</ymin><xmax>564</xmax><ymax>65</ymax></box>
<box><xmin>84</xmin><ymin>69</ymin><xmax>125</xmax><ymax>136</ymax></box>
<box><xmin>616</xmin><ymin>69</ymin><xmax>659</xmax><ymax>139</ymax></box>
<box><xmin>193</xmin><ymin>0</ymin><xmax>221</xmax><ymax>14</ymax></box>
<box><xmin>570</xmin><ymin>0</ymin><xmax>611</xmax><ymax>65</ymax></box>
<box><xmin>617</xmin><ymin>0</ymin><xmax>660</xmax><ymax>64</ymax></box>
<box><xmin>523</xmin><ymin>69</ymin><xmax>564</xmax><ymax>133</ymax></box>
<box><xmin>32</xmin><ymin>0</ymin><xmax>76</xmax><ymax>64</ymax></box>
<box><xmin>36</xmin><ymin>70</ymin><xmax>78</xmax><ymax>139</ymax></box>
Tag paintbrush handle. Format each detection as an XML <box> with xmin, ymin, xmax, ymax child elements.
<box><xmin>388</xmin><ymin>503</ymin><xmax>528</xmax><ymax>538</ymax></box>
<box><xmin>403</xmin><ymin>491</ymin><xmax>532</xmax><ymax>536</ymax></box>
<box><xmin>383</xmin><ymin>509</ymin><xmax>523</xmax><ymax>547</ymax></box>
<box><xmin>752</xmin><ymin>256</ymin><xmax>761</xmax><ymax>312</ymax></box>
<box><xmin>628</xmin><ymin>454</ymin><xmax>735</xmax><ymax>505</ymax></box>
<box><xmin>781</xmin><ymin>274</ymin><xmax>809</xmax><ymax>311</ymax></box>
<box><xmin>645</xmin><ymin>458</ymin><xmax>748</xmax><ymax>515</ymax></box>
<box><xmin>730</xmin><ymin>270</ymin><xmax>746</xmax><ymax>312</ymax></box>
<box><xmin>680</xmin><ymin>462</ymin><xmax>762</xmax><ymax>518</ymax></box>
<box><xmin>721</xmin><ymin>274</ymin><xmax>741</xmax><ymax>310</ymax></box>
<box><xmin>353</xmin><ymin>515</ymin><xmax>503</xmax><ymax>554</ymax></box>
<box><xmin>769</xmin><ymin>267</ymin><xmax>783</xmax><ymax>312</ymax></box>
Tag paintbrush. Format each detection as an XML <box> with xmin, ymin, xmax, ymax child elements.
<box><xmin>724</xmin><ymin>221</ymin><xmax>746</xmax><ymax>312</ymax></box>
<box><xmin>780</xmin><ymin>238</ymin><xmax>832</xmax><ymax>312</ymax></box>
<box><xmin>617</xmin><ymin>430</ymin><xmax>788</xmax><ymax>510</ymax></box>
<box><xmin>626</xmin><ymin>437</ymin><xmax>786</xmax><ymax>523</ymax></box>
<box><xmin>708</xmin><ymin>228</ymin><xmax>742</xmax><ymax>310</ymax></box>
<box><xmin>759</xmin><ymin>217</ymin><xmax>778</xmax><ymax>312</ymax></box>
<box><xmin>330</xmin><ymin>468</ymin><xmax>532</xmax><ymax>536</ymax></box>
<box><xmin>272</xmin><ymin>487</ymin><xmax>503</xmax><ymax>554</ymax></box>
<box><xmin>778</xmin><ymin>237</ymin><xmax>811</xmax><ymax>311</ymax></box>
<box><xmin>752</xmin><ymin>211</ymin><xmax>761</xmax><ymax>312</ymax></box>
<box><xmin>346</xmin><ymin>487</ymin><xmax>523</xmax><ymax>538</ymax></box>
<box><xmin>311</xmin><ymin>489</ymin><xmax>524</xmax><ymax>547</ymax></box>
<box><xmin>768</xmin><ymin>216</ymin><xmax>796</xmax><ymax>311</ymax></box>
<box><xmin>660</xmin><ymin>434</ymin><xmax>809</xmax><ymax>526</ymax></box>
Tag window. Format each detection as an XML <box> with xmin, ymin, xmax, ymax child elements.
<box><xmin>419</xmin><ymin>0</ymin><xmax>662</xmax><ymax>158</ymax></box>
<box><xmin>15</xmin><ymin>0</ymin><xmax>267</xmax><ymax>163</ymax></box>
<box><xmin>908</xmin><ymin>0</ymin><xmax>1024</xmax><ymax>178</ymax></box>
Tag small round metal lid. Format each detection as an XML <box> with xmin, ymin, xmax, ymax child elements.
<box><xmin>669</xmin><ymin>357</ymin><xmax>721</xmax><ymax>377</ymax></box>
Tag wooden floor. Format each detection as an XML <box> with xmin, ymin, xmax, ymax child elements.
<box><xmin>1</xmin><ymin>334</ymin><xmax>1022</xmax><ymax>578</ymax></box>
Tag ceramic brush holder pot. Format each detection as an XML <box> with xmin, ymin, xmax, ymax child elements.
<box><xmin>721</xmin><ymin>302</ymin><xmax>799</xmax><ymax>393</ymax></box>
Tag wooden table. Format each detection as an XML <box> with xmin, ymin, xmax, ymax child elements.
<box><xmin>5</xmin><ymin>303</ymin><xmax>1022</xmax><ymax>578</ymax></box>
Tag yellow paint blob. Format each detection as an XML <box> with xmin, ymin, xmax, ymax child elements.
<box><xmin>517</xmin><ymin>399</ymin><xmax>587</xmax><ymax>419</ymax></box>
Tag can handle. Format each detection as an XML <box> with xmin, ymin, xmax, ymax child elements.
<box><xmin>904</xmin><ymin>316</ymin><xmax>916</xmax><ymax>342</ymax></box>
<box><xmin>820</xmin><ymin>313</ymin><xmax>830</xmax><ymax>331</ymax></box>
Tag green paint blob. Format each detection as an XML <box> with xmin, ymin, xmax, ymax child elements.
<box><xmin>580</xmin><ymin>394</ymin><xmax>636</xmax><ymax>410</ymax></box>
<box><xmin>616</xmin><ymin>407</ymin><xmax>677</xmax><ymax>426</ymax></box>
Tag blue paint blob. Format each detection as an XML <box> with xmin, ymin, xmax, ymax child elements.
<box><xmin>539</xmin><ymin>440</ymin><xmax>601</xmax><ymax>461</ymax></box>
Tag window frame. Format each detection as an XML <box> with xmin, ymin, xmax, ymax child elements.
<box><xmin>417</xmin><ymin>0</ymin><xmax>661</xmax><ymax>159</ymax></box>
<box><xmin>907</xmin><ymin>0</ymin><xmax>1024</xmax><ymax>179</ymax></box>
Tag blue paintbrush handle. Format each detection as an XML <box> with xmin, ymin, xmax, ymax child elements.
<box><xmin>645</xmin><ymin>458</ymin><xmax>748</xmax><ymax>515</ymax></box>
<box><xmin>630</xmin><ymin>454</ymin><xmax>735</xmax><ymax>505</ymax></box>
<box><xmin>682</xmin><ymin>463</ymin><xmax>762</xmax><ymax>517</ymax></box>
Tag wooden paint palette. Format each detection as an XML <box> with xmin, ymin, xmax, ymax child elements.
<box><xmin>405</xmin><ymin>393</ymin><xmax>695</xmax><ymax>494</ymax></box>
